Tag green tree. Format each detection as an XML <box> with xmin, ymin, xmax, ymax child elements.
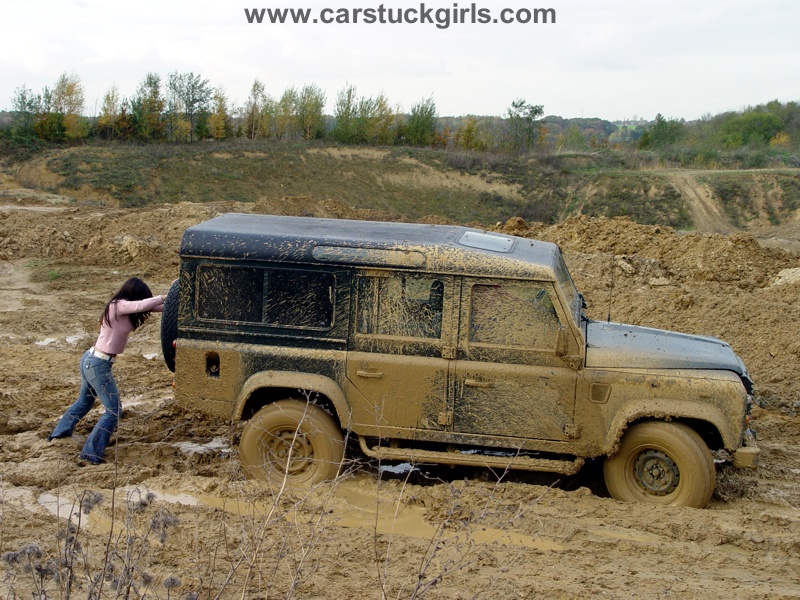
<box><xmin>331</xmin><ymin>84</ymin><xmax>359</xmax><ymax>143</ymax></box>
<box><xmin>131</xmin><ymin>73</ymin><xmax>165</xmax><ymax>141</ymax></box>
<box><xmin>353</xmin><ymin>95</ymin><xmax>381</xmax><ymax>143</ymax></box>
<box><xmin>31</xmin><ymin>86</ymin><xmax>65</xmax><ymax>141</ymax></box>
<box><xmin>243</xmin><ymin>79</ymin><xmax>267</xmax><ymax>139</ymax></box>
<box><xmin>372</xmin><ymin>94</ymin><xmax>401</xmax><ymax>145</ymax></box>
<box><xmin>296</xmin><ymin>83</ymin><xmax>326</xmax><ymax>140</ymax></box>
<box><xmin>274</xmin><ymin>87</ymin><xmax>299</xmax><ymax>140</ymax></box>
<box><xmin>10</xmin><ymin>84</ymin><xmax>40</xmax><ymax>135</ymax></box>
<box><xmin>637</xmin><ymin>114</ymin><xmax>685</xmax><ymax>149</ymax></box>
<box><xmin>405</xmin><ymin>96</ymin><xmax>437</xmax><ymax>147</ymax></box>
<box><xmin>115</xmin><ymin>99</ymin><xmax>137</xmax><ymax>141</ymax></box>
<box><xmin>331</xmin><ymin>84</ymin><xmax>387</xmax><ymax>144</ymax></box>
<box><xmin>561</xmin><ymin>124</ymin><xmax>587</xmax><ymax>151</ymax></box>
<box><xmin>719</xmin><ymin>111</ymin><xmax>784</xmax><ymax>148</ymax></box>
<box><xmin>194</xmin><ymin>108</ymin><xmax>211</xmax><ymax>140</ymax></box>
<box><xmin>505</xmin><ymin>98</ymin><xmax>544</xmax><ymax>152</ymax></box>
<box><xmin>167</xmin><ymin>72</ymin><xmax>212</xmax><ymax>142</ymax></box>
<box><xmin>34</xmin><ymin>113</ymin><xmax>65</xmax><ymax>141</ymax></box>
<box><xmin>259</xmin><ymin>96</ymin><xmax>278</xmax><ymax>140</ymax></box>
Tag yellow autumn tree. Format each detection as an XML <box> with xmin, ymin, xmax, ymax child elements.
<box><xmin>52</xmin><ymin>72</ymin><xmax>88</xmax><ymax>139</ymax></box>
<box><xmin>296</xmin><ymin>83</ymin><xmax>326</xmax><ymax>140</ymax></box>
<box><xmin>769</xmin><ymin>131</ymin><xmax>791</xmax><ymax>149</ymax></box>
<box><xmin>97</xmin><ymin>84</ymin><xmax>121</xmax><ymax>139</ymax></box>
<box><xmin>207</xmin><ymin>87</ymin><xmax>231</xmax><ymax>140</ymax></box>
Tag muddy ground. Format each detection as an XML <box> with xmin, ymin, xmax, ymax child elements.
<box><xmin>0</xmin><ymin>192</ymin><xmax>799</xmax><ymax>599</ymax></box>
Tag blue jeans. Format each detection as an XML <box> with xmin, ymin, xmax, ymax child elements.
<box><xmin>49</xmin><ymin>350</ymin><xmax>120</xmax><ymax>463</ymax></box>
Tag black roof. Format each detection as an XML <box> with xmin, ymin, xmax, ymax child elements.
<box><xmin>180</xmin><ymin>213</ymin><xmax>561</xmax><ymax>279</ymax></box>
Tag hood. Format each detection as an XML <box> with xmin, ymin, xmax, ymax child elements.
<box><xmin>585</xmin><ymin>321</ymin><xmax>751</xmax><ymax>385</ymax></box>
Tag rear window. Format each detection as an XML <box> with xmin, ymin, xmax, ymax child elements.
<box><xmin>196</xmin><ymin>265</ymin><xmax>334</xmax><ymax>329</ymax></box>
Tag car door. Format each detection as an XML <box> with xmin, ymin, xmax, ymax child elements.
<box><xmin>453</xmin><ymin>278</ymin><xmax>577</xmax><ymax>441</ymax></box>
<box><xmin>346</xmin><ymin>270</ymin><xmax>456</xmax><ymax>434</ymax></box>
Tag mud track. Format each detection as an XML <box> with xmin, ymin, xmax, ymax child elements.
<box><xmin>0</xmin><ymin>198</ymin><xmax>799</xmax><ymax>598</ymax></box>
<box><xmin>669</xmin><ymin>173</ymin><xmax>735</xmax><ymax>234</ymax></box>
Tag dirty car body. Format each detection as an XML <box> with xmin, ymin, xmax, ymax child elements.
<box><xmin>164</xmin><ymin>213</ymin><xmax>759</xmax><ymax>508</ymax></box>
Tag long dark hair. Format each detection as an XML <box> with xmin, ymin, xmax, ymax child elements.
<box><xmin>101</xmin><ymin>277</ymin><xmax>154</xmax><ymax>331</ymax></box>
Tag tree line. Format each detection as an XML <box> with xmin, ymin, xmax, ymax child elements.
<box><xmin>6</xmin><ymin>72</ymin><xmax>544</xmax><ymax>154</ymax></box>
<box><xmin>635</xmin><ymin>103</ymin><xmax>798</xmax><ymax>152</ymax></box>
<box><xmin>5</xmin><ymin>71</ymin><xmax>799</xmax><ymax>156</ymax></box>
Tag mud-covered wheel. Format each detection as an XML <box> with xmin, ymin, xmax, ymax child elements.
<box><xmin>603</xmin><ymin>421</ymin><xmax>715</xmax><ymax>508</ymax></box>
<box><xmin>160</xmin><ymin>279</ymin><xmax>179</xmax><ymax>372</ymax></box>
<box><xmin>239</xmin><ymin>399</ymin><xmax>345</xmax><ymax>488</ymax></box>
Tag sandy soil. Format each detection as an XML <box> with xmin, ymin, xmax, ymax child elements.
<box><xmin>0</xmin><ymin>193</ymin><xmax>799</xmax><ymax>599</ymax></box>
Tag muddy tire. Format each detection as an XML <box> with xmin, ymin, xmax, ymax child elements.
<box><xmin>603</xmin><ymin>421</ymin><xmax>715</xmax><ymax>508</ymax></box>
<box><xmin>160</xmin><ymin>279</ymin><xmax>179</xmax><ymax>372</ymax></box>
<box><xmin>239</xmin><ymin>399</ymin><xmax>345</xmax><ymax>488</ymax></box>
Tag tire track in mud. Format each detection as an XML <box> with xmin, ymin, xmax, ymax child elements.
<box><xmin>669</xmin><ymin>173</ymin><xmax>735</xmax><ymax>233</ymax></box>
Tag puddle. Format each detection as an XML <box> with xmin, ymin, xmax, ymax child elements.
<box><xmin>0</xmin><ymin>204</ymin><xmax>69</xmax><ymax>212</ymax></box>
<box><xmin>379</xmin><ymin>462</ymin><xmax>415</xmax><ymax>475</ymax></box>
<box><xmin>38</xmin><ymin>492</ymin><xmax>115</xmax><ymax>535</ymax></box>
<box><xmin>173</xmin><ymin>437</ymin><xmax>231</xmax><ymax>456</ymax></box>
<box><xmin>35</xmin><ymin>338</ymin><xmax>57</xmax><ymax>346</ymax></box>
<box><xmin>331</xmin><ymin>487</ymin><xmax>561</xmax><ymax>550</ymax></box>
<box><xmin>32</xmin><ymin>481</ymin><xmax>562</xmax><ymax>551</ymax></box>
<box><xmin>124</xmin><ymin>394</ymin><xmax>170</xmax><ymax>409</ymax></box>
<box><xmin>127</xmin><ymin>483</ymin><xmax>563</xmax><ymax>551</ymax></box>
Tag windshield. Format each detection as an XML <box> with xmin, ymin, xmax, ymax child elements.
<box><xmin>553</xmin><ymin>249</ymin><xmax>582</xmax><ymax>325</ymax></box>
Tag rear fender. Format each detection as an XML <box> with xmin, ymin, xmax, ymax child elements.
<box><xmin>234</xmin><ymin>371</ymin><xmax>352</xmax><ymax>429</ymax></box>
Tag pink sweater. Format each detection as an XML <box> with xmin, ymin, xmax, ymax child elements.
<box><xmin>95</xmin><ymin>296</ymin><xmax>164</xmax><ymax>355</ymax></box>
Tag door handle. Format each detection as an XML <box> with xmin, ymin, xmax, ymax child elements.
<box><xmin>357</xmin><ymin>370</ymin><xmax>384</xmax><ymax>379</ymax></box>
<box><xmin>464</xmin><ymin>379</ymin><xmax>493</xmax><ymax>388</ymax></box>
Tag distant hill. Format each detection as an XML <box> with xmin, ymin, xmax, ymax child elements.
<box><xmin>3</xmin><ymin>141</ymin><xmax>799</xmax><ymax>233</ymax></box>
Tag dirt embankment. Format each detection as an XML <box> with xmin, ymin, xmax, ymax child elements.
<box><xmin>0</xmin><ymin>196</ymin><xmax>799</xmax><ymax>598</ymax></box>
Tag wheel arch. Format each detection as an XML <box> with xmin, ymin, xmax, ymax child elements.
<box><xmin>604</xmin><ymin>399</ymin><xmax>735</xmax><ymax>457</ymax></box>
<box><xmin>234</xmin><ymin>371</ymin><xmax>352</xmax><ymax>430</ymax></box>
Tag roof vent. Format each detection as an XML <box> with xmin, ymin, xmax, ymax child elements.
<box><xmin>457</xmin><ymin>231</ymin><xmax>514</xmax><ymax>253</ymax></box>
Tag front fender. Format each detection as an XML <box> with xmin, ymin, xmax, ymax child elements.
<box><xmin>604</xmin><ymin>398</ymin><xmax>739</xmax><ymax>456</ymax></box>
<box><xmin>234</xmin><ymin>370</ymin><xmax>352</xmax><ymax>430</ymax></box>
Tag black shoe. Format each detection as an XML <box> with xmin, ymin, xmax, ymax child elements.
<box><xmin>77</xmin><ymin>456</ymin><xmax>105</xmax><ymax>466</ymax></box>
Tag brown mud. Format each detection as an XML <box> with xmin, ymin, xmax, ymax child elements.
<box><xmin>0</xmin><ymin>192</ymin><xmax>799</xmax><ymax>598</ymax></box>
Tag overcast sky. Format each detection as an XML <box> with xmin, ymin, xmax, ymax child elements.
<box><xmin>2</xmin><ymin>0</ymin><xmax>798</xmax><ymax>121</ymax></box>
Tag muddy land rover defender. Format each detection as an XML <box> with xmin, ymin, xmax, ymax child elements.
<box><xmin>161</xmin><ymin>213</ymin><xmax>759</xmax><ymax>508</ymax></box>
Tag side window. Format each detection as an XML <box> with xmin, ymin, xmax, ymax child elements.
<box><xmin>357</xmin><ymin>273</ymin><xmax>444</xmax><ymax>339</ymax></box>
<box><xmin>197</xmin><ymin>266</ymin><xmax>263</xmax><ymax>323</ymax></box>
<box><xmin>469</xmin><ymin>282</ymin><xmax>560</xmax><ymax>349</ymax></box>
<box><xmin>264</xmin><ymin>270</ymin><xmax>333</xmax><ymax>328</ymax></box>
<box><xmin>196</xmin><ymin>265</ymin><xmax>334</xmax><ymax>329</ymax></box>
